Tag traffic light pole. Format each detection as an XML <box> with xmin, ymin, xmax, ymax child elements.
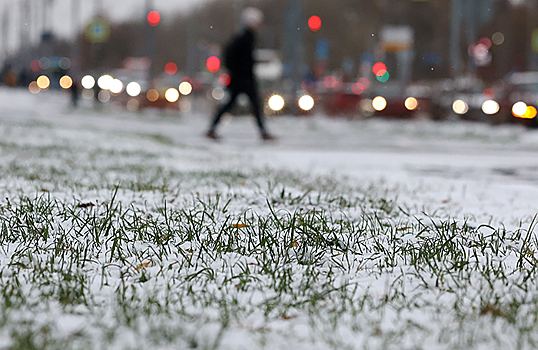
<box><xmin>284</xmin><ymin>0</ymin><xmax>304</xmax><ymax>98</ymax></box>
<box><xmin>71</xmin><ymin>0</ymin><xmax>80</xmax><ymax>76</ymax></box>
<box><xmin>450</xmin><ymin>0</ymin><xmax>463</xmax><ymax>76</ymax></box>
<box><xmin>2</xmin><ymin>5</ymin><xmax>8</xmax><ymax>64</ymax></box>
<box><xmin>19</xmin><ymin>0</ymin><xmax>30</xmax><ymax>55</ymax></box>
<box><xmin>145</xmin><ymin>0</ymin><xmax>156</xmax><ymax>87</ymax></box>
<box><xmin>527</xmin><ymin>0</ymin><xmax>538</xmax><ymax>70</ymax></box>
<box><xmin>187</xmin><ymin>15</ymin><xmax>197</xmax><ymax>77</ymax></box>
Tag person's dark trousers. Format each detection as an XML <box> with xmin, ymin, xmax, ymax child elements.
<box><xmin>209</xmin><ymin>78</ymin><xmax>268</xmax><ymax>136</ymax></box>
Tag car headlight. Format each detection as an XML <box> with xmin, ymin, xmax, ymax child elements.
<box><xmin>268</xmin><ymin>95</ymin><xmax>285</xmax><ymax>111</ymax></box>
<box><xmin>126</xmin><ymin>82</ymin><xmax>141</xmax><ymax>97</ymax></box>
<box><xmin>512</xmin><ymin>101</ymin><xmax>528</xmax><ymax>117</ymax></box>
<box><xmin>452</xmin><ymin>100</ymin><xmax>469</xmax><ymax>115</ymax></box>
<box><xmin>298</xmin><ymin>95</ymin><xmax>315</xmax><ymax>111</ymax></box>
<box><xmin>404</xmin><ymin>97</ymin><xmax>418</xmax><ymax>111</ymax></box>
<box><xmin>481</xmin><ymin>100</ymin><xmax>499</xmax><ymax>115</ymax></box>
<box><xmin>97</xmin><ymin>75</ymin><xmax>113</xmax><ymax>90</ymax></box>
<box><xmin>512</xmin><ymin>102</ymin><xmax>537</xmax><ymax>119</ymax></box>
<box><xmin>372</xmin><ymin>96</ymin><xmax>387</xmax><ymax>111</ymax></box>
<box><xmin>165</xmin><ymin>88</ymin><xmax>179</xmax><ymax>103</ymax></box>
<box><xmin>110</xmin><ymin>79</ymin><xmax>123</xmax><ymax>94</ymax></box>
<box><xmin>81</xmin><ymin>75</ymin><xmax>95</xmax><ymax>89</ymax></box>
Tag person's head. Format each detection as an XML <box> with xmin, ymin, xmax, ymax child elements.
<box><xmin>241</xmin><ymin>7</ymin><xmax>264</xmax><ymax>31</ymax></box>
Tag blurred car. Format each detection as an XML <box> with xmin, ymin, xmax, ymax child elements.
<box><xmin>359</xmin><ymin>81</ymin><xmax>434</xmax><ymax>119</ymax></box>
<box><xmin>433</xmin><ymin>76</ymin><xmax>502</xmax><ymax>123</ymax></box>
<box><xmin>264</xmin><ymin>90</ymin><xmax>316</xmax><ymax>116</ymax></box>
<box><xmin>496</xmin><ymin>72</ymin><xmax>538</xmax><ymax>127</ymax></box>
<box><xmin>258</xmin><ymin>51</ymin><xmax>316</xmax><ymax>116</ymax></box>
<box><xmin>318</xmin><ymin>80</ymin><xmax>362</xmax><ymax>117</ymax></box>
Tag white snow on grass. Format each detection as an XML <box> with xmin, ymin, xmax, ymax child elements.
<box><xmin>1</xmin><ymin>88</ymin><xmax>538</xmax><ymax>349</ymax></box>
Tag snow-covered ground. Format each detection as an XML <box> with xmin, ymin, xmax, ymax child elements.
<box><xmin>7</xmin><ymin>88</ymin><xmax>538</xmax><ymax>228</ymax></box>
<box><xmin>1</xmin><ymin>87</ymin><xmax>538</xmax><ymax>349</ymax></box>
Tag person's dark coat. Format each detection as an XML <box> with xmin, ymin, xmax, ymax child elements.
<box><xmin>223</xmin><ymin>28</ymin><xmax>256</xmax><ymax>90</ymax></box>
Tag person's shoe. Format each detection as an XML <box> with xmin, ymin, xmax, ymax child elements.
<box><xmin>261</xmin><ymin>133</ymin><xmax>277</xmax><ymax>141</ymax></box>
<box><xmin>205</xmin><ymin>131</ymin><xmax>220</xmax><ymax>140</ymax></box>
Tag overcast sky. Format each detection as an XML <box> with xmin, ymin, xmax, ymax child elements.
<box><xmin>1</xmin><ymin>0</ymin><xmax>208</xmax><ymax>57</ymax></box>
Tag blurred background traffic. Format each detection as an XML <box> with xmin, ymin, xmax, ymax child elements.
<box><xmin>2</xmin><ymin>0</ymin><xmax>538</xmax><ymax>126</ymax></box>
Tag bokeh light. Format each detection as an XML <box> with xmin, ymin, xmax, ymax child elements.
<box><xmin>165</xmin><ymin>88</ymin><xmax>179</xmax><ymax>103</ymax></box>
<box><xmin>98</xmin><ymin>90</ymin><xmax>110</xmax><ymax>103</ymax></box>
<box><xmin>110</xmin><ymin>79</ymin><xmax>123</xmax><ymax>94</ymax></box>
<box><xmin>308</xmin><ymin>16</ymin><xmax>322</xmax><ymax>32</ymax></box>
<box><xmin>81</xmin><ymin>75</ymin><xmax>95</xmax><ymax>89</ymax></box>
<box><xmin>82</xmin><ymin>90</ymin><xmax>94</xmax><ymax>100</ymax></box>
<box><xmin>127</xmin><ymin>99</ymin><xmax>140</xmax><ymax>111</ymax></box>
<box><xmin>372</xmin><ymin>96</ymin><xmax>387</xmax><ymax>111</ymax></box>
<box><xmin>126</xmin><ymin>82</ymin><xmax>141</xmax><ymax>97</ymax></box>
<box><xmin>147</xmin><ymin>11</ymin><xmax>161</xmax><ymax>26</ymax></box>
<box><xmin>512</xmin><ymin>101</ymin><xmax>528</xmax><ymax>116</ymax></box>
<box><xmin>30</xmin><ymin>59</ymin><xmax>42</xmax><ymax>72</ymax></box>
<box><xmin>452</xmin><ymin>100</ymin><xmax>469</xmax><ymax>115</ymax></box>
<box><xmin>28</xmin><ymin>81</ymin><xmax>40</xmax><ymax>94</ymax></box>
<box><xmin>147</xmin><ymin>89</ymin><xmax>159</xmax><ymax>102</ymax></box>
<box><xmin>492</xmin><ymin>32</ymin><xmax>505</xmax><ymax>45</ymax></box>
<box><xmin>352</xmin><ymin>83</ymin><xmax>364</xmax><ymax>95</ymax></box>
<box><xmin>483</xmin><ymin>88</ymin><xmax>495</xmax><ymax>99</ymax></box>
<box><xmin>524</xmin><ymin>106</ymin><xmax>538</xmax><ymax>119</ymax></box>
<box><xmin>268</xmin><ymin>95</ymin><xmax>285</xmax><ymax>111</ymax></box>
<box><xmin>40</xmin><ymin>57</ymin><xmax>51</xmax><ymax>70</ymax></box>
<box><xmin>165</xmin><ymin>62</ymin><xmax>177</xmax><ymax>75</ymax></box>
<box><xmin>298</xmin><ymin>95</ymin><xmax>315</xmax><ymax>111</ymax></box>
<box><xmin>323</xmin><ymin>76</ymin><xmax>339</xmax><ymax>89</ymax></box>
<box><xmin>405</xmin><ymin>97</ymin><xmax>418</xmax><ymax>111</ymax></box>
<box><xmin>98</xmin><ymin>75</ymin><xmax>113</xmax><ymax>90</ymax></box>
<box><xmin>179</xmin><ymin>99</ymin><xmax>192</xmax><ymax>112</ymax></box>
<box><xmin>206</xmin><ymin>56</ymin><xmax>221</xmax><ymax>73</ymax></box>
<box><xmin>372</xmin><ymin>96</ymin><xmax>387</xmax><ymax>112</ymax></box>
<box><xmin>59</xmin><ymin>75</ymin><xmax>73</xmax><ymax>89</ymax></box>
<box><xmin>59</xmin><ymin>57</ymin><xmax>71</xmax><ymax>70</ymax></box>
<box><xmin>179</xmin><ymin>82</ymin><xmax>193</xmax><ymax>95</ymax></box>
<box><xmin>36</xmin><ymin>75</ymin><xmax>50</xmax><ymax>90</ymax></box>
<box><xmin>482</xmin><ymin>100</ymin><xmax>500</xmax><ymax>115</ymax></box>
<box><xmin>219</xmin><ymin>74</ymin><xmax>231</xmax><ymax>86</ymax></box>
<box><xmin>478</xmin><ymin>37</ymin><xmax>492</xmax><ymax>49</ymax></box>
<box><xmin>376</xmin><ymin>71</ymin><xmax>390</xmax><ymax>83</ymax></box>
<box><xmin>372</xmin><ymin>62</ymin><xmax>387</xmax><ymax>77</ymax></box>
<box><xmin>513</xmin><ymin>103</ymin><xmax>537</xmax><ymax>119</ymax></box>
<box><xmin>358</xmin><ymin>78</ymin><xmax>370</xmax><ymax>89</ymax></box>
<box><xmin>212</xmin><ymin>88</ymin><xmax>225</xmax><ymax>100</ymax></box>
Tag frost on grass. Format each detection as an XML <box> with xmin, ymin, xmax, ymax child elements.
<box><xmin>0</xmin><ymin>115</ymin><xmax>538</xmax><ymax>349</ymax></box>
<box><xmin>1</xmin><ymin>167</ymin><xmax>538</xmax><ymax>350</ymax></box>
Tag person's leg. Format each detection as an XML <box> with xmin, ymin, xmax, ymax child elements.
<box><xmin>244</xmin><ymin>83</ymin><xmax>269</xmax><ymax>136</ymax></box>
<box><xmin>208</xmin><ymin>89</ymin><xmax>240</xmax><ymax>135</ymax></box>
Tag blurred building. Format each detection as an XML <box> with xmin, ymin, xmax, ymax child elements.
<box><xmin>4</xmin><ymin>0</ymin><xmax>538</xmax><ymax>86</ymax></box>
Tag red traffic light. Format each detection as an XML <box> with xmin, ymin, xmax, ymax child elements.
<box><xmin>206</xmin><ymin>56</ymin><xmax>221</xmax><ymax>73</ymax></box>
<box><xmin>147</xmin><ymin>11</ymin><xmax>161</xmax><ymax>26</ymax></box>
<box><xmin>308</xmin><ymin>16</ymin><xmax>322</xmax><ymax>32</ymax></box>
<box><xmin>372</xmin><ymin>62</ymin><xmax>387</xmax><ymax>76</ymax></box>
<box><xmin>165</xmin><ymin>62</ymin><xmax>178</xmax><ymax>75</ymax></box>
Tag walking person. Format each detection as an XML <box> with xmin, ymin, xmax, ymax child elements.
<box><xmin>206</xmin><ymin>7</ymin><xmax>276</xmax><ymax>141</ymax></box>
<box><xmin>70</xmin><ymin>78</ymin><xmax>80</xmax><ymax>108</ymax></box>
